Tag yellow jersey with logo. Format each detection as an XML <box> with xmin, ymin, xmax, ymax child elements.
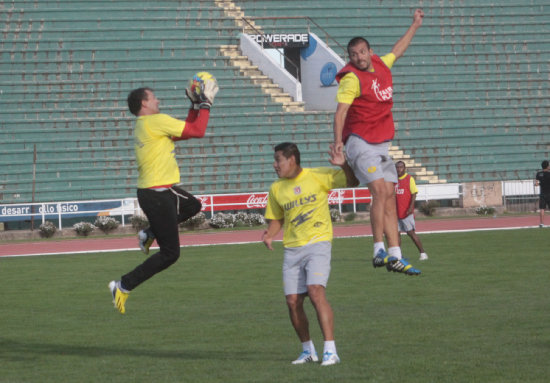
<box><xmin>265</xmin><ymin>167</ymin><xmax>347</xmax><ymax>248</ymax></box>
<box><xmin>134</xmin><ymin>114</ymin><xmax>185</xmax><ymax>188</ymax></box>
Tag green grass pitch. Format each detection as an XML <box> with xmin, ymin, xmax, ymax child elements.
<box><xmin>1</xmin><ymin>228</ymin><xmax>549</xmax><ymax>382</ymax></box>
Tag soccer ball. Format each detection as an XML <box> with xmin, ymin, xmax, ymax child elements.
<box><xmin>189</xmin><ymin>71</ymin><xmax>214</xmax><ymax>99</ymax></box>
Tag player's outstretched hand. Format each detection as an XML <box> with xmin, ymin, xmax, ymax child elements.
<box><xmin>413</xmin><ymin>9</ymin><xmax>424</xmax><ymax>27</ymax></box>
<box><xmin>328</xmin><ymin>143</ymin><xmax>346</xmax><ymax>167</ymax></box>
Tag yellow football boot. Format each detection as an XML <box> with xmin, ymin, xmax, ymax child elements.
<box><xmin>108</xmin><ymin>281</ymin><xmax>129</xmax><ymax>314</ymax></box>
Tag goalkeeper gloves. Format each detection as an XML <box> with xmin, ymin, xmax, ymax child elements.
<box><xmin>198</xmin><ymin>77</ymin><xmax>219</xmax><ymax>110</ymax></box>
<box><xmin>186</xmin><ymin>75</ymin><xmax>219</xmax><ymax>110</ymax></box>
<box><xmin>185</xmin><ymin>87</ymin><xmax>200</xmax><ymax>110</ymax></box>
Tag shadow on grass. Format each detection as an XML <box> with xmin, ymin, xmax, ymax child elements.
<box><xmin>0</xmin><ymin>337</ymin><xmax>255</xmax><ymax>362</ymax></box>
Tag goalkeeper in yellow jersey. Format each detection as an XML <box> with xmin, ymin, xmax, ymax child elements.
<box><xmin>262</xmin><ymin>142</ymin><xmax>358</xmax><ymax>366</ymax></box>
<box><xmin>109</xmin><ymin>74</ymin><xmax>218</xmax><ymax>314</ymax></box>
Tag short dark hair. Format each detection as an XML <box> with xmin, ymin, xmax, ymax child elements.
<box><xmin>542</xmin><ymin>160</ymin><xmax>549</xmax><ymax>169</ymax></box>
<box><xmin>274</xmin><ymin>142</ymin><xmax>300</xmax><ymax>165</ymax></box>
<box><xmin>127</xmin><ymin>87</ymin><xmax>152</xmax><ymax>116</ymax></box>
<box><xmin>347</xmin><ymin>36</ymin><xmax>371</xmax><ymax>55</ymax></box>
<box><xmin>396</xmin><ymin>160</ymin><xmax>406</xmax><ymax>168</ymax></box>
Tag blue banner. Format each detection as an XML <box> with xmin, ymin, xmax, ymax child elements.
<box><xmin>0</xmin><ymin>201</ymin><xmax>124</xmax><ymax>222</ymax></box>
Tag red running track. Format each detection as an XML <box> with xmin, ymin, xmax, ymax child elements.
<box><xmin>0</xmin><ymin>215</ymin><xmax>539</xmax><ymax>257</ymax></box>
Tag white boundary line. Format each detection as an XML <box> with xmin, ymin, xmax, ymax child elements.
<box><xmin>0</xmin><ymin>225</ymin><xmax>539</xmax><ymax>258</ymax></box>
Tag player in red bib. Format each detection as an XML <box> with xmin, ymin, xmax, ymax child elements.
<box><xmin>333</xmin><ymin>9</ymin><xmax>425</xmax><ymax>275</ymax></box>
<box><xmin>395</xmin><ymin>161</ymin><xmax>428</xmax><ymax>261</ymax></box>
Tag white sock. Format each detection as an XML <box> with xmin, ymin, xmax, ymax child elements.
<box><xmin>324</xmin><ymin>340</ymin><xmax>337</xmax><ymax>354</ymax></box>
<box><xmin>373</xmin><ymin>242</ymin><xmax>385</xmax><ymax>257</ymax></box>
<box><xmin>388</xmin><ymin>246</ymin><xmax>402</xmax><ymax>260</ymax></box>
<box><xmin>302</xmin><ymin>340</ymin><xmax>316</xmax><ymax>354</ymax></box>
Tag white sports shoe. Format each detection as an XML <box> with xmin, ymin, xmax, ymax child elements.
<box><xmin>321</xmin><ymin>351</ymin><xmax>340</xmax><ymax>366</ymax></box>
<box><xmin>419</xmin><ymin>253</ymin><xmax>429</xmax><ymax>261</ymax></box>
<box><xmin>291</xmin><ymin>350</ymin><xmax>318</xmax><ymax>364</ymax></box>
<box><xmin>138</xmin><ymin>229</ymin><xmax>154</xmax><ymax>255</ymax></box>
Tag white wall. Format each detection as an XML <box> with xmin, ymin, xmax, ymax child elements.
<box><xmin>239</xmin><ymin>33</ymin><xmax>302</xmax><ymax>102</ymax></box>
<box><xmin>416</xmin><ymin>183</ymin><xmax>461</xmax><ymax>201</ymax></box>
<box><xmin>300</xmin><ymin>32</ymin><xmax>345</xmax><ymax>111</ymax></box>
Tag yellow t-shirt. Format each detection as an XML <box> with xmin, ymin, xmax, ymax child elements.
<box><xmin>265</xmin><ymin>167</ymin><xmax>347</xmax><ymax>248</ymax></box>
<box><xmin>134</xmin><ymin>113</ymin><xmax>186</xmax><ymax>188</ymax></box>
<box><xmin>399</xmin><ymin>173</ymin><xmax>418</xmax><ymax>194</ymax></box>
<box><xmin>336</xmin><ymin>53</ymin><xmax>396</xmax><ymax>105</ymax></box>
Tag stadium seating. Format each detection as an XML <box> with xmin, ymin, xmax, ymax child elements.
<box><xmin>1</xmin><ymin>0</ymin><xmax>548</xmax><ymax>204</ymax></box>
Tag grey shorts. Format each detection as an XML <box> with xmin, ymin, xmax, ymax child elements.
<box><xmin>282</xmin><ymin>241</ymin><xmax>332</xmax><ymax>296</ymax></box>
<box><xmin>398</xmin><ymin>214</ymin><xmax>416</xmax><ymax>232</ymax></box>
<box><xmin>345</xmin><ymin>135</ymin><xmax>397</xmax><ymax>185</ymax></box>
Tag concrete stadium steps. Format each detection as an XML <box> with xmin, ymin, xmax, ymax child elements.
<box><xmin>228</xmin><ymin>0</ymin><xmax>549</xmax><ymax>184</ymax></box>
<box><xmin>0</xmin><ymin>80</ymin><xmax>289</xmax><ymax>112</ymax></box>
<box><xmin>0</xmin><ymin>46</ymin><xmax>236</xmax><ymax>71</ymax></box>
<box><xmin>230</xmin><ymin>1</ymin><xmax>549</xmax><ymax>41</ymax></box>
<box><xmin>1</xmin><ymin>0</ymin><xmax>549</xmax><ymax>203</ymax></box>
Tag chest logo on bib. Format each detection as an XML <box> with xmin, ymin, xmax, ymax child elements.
<box><xmin>372</xmin><ymin>79</ymin><xmax>393</xmax><ymax>101</ymax></box>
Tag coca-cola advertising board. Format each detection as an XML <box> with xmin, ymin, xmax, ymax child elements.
<box><xmin>196</xmin><ymin>188</ymin><xmax>371</xmax><ymax>213</ymax></box>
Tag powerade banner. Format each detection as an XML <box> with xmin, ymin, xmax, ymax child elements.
<box><xmin>249</xmin><ymin>33</ymin><xmax>309</xmax><ymax>48</ymax></box>
<box><xmin>0</xmin><ymin>201</ymin><xmax>128</xmax><ymax>222</ymax></box>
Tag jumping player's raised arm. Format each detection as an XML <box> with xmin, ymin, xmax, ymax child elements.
<box><xmin>391</xmin><ymin>9</ymin><xmax>424</xmax><ymax>60</ymax></box>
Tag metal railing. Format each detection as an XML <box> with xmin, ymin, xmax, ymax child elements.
<box><xmin>0</xmin><ymin>188</ymin><xmax>370</xmax><ymax>230</ymax></box>
<box><xmin>0</xmin><ymin>180</ymin><xmax>539</xmax><ymax>231</ymax></box>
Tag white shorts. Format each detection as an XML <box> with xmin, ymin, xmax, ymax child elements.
<box><xmin>345</xmin><ymin>135</ymin><xmax>397</xmax><ymax>185</ymax></box>
<box><xmin>398</xmin><ymin>214</ymin><xmax>416</xmax><ymax>232</ymax></box>
<box><xmin>282</xmin><ymin>241</ymin><xmax>332</xmax><ymax>296</ymax></box>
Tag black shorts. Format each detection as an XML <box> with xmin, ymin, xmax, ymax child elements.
<box><xmin>539</xmin><ymin>194</ymin><xmax>550</xmax><ymax>209</ymax></box>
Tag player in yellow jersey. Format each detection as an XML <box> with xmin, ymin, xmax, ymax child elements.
<box><xmin>109</xmin><ymin>76</ymin><xmax>218</xmax><ymax>314</ymax></box>
<box><xmin>262</xmin><ymin>142</ymin><xmax>358</xmax><ymax>366</ymax></box>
